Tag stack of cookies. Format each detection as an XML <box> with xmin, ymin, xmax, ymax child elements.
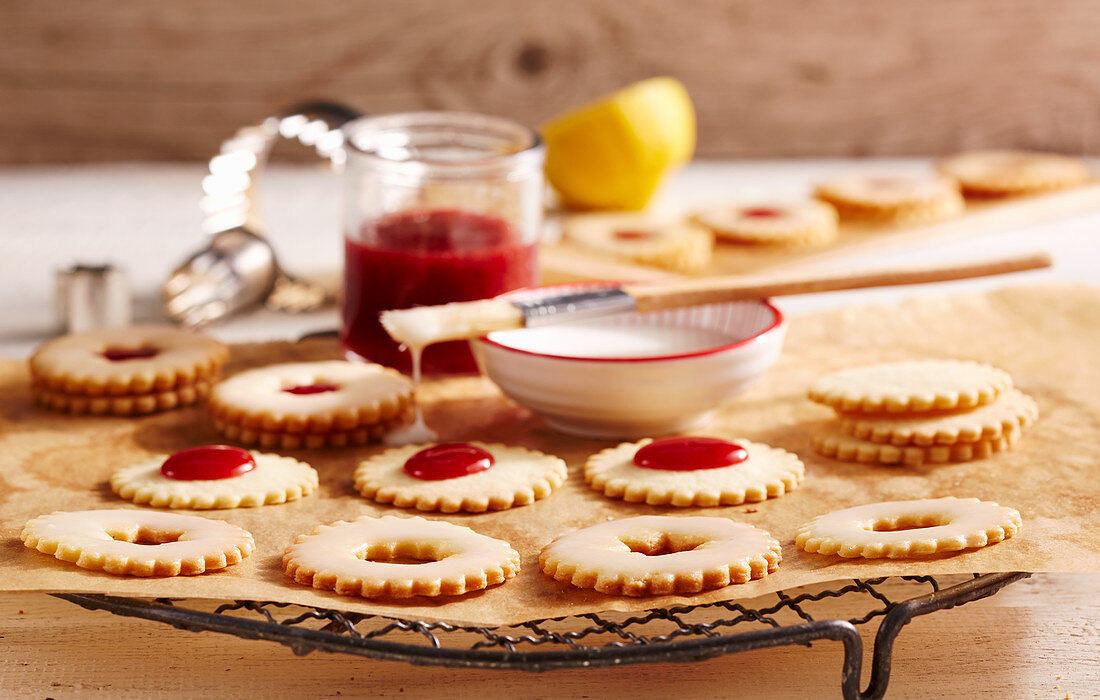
<box><xmin>807</xmin><ymin>359</ymin><xmax>1038</xmax><ymax>466</ymax></box>
<box><xmin>209</xmin><ymin>360</ymin><xmax>415</xmax><ymax>449</ymax></box>
<box><xmin>30</xmin><ymin>325</ymin><xmax>229</xmax><ymax>416</ymax></box>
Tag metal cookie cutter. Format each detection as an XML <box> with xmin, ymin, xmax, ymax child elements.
<box><xmin>164</xmin><ymin>102</ymin><xmax>361</xmax><ymax>327</ymax></box>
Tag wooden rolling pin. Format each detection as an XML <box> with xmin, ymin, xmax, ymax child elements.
<box><xmin>380</xmin><ymin>251</ymin><xmax>1052</xmax><ymax>348</ymax></box>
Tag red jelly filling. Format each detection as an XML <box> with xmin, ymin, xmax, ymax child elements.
<box><xmin>341</xmin><ymin>208</ymin><xmax>537</xmax><ymax>375</ymax></box>
<box><xmin>613</xmin><ymin>229</ymin><xmax>655</xmax><ymax>241</ymax></box>
<box><xmin>282</xmin><ymin>382</ymin><xmax>341</xmax><ymax>395</ymax></box>
<box><xmin>102</xmin><ymin>347</ymin><xmax>160</xmax><ymax>362</ymax></box>
<box><xmin>402</xmin><ymin>443</ymin><xmax>495</xmax><ymax>481</ymax></box>
<box><xmin>160</xmin><ymin>445</ymin><xmax>256</xmax><ymax>481</ymax></box>
<box><xmin>632</xmin><ymin>437</ymin><xmax>748</xmax><ymax>471</ymax></box>
<box><xmin>740</xmin><ymin>207</ymin><xmax>783</xmax><ymax>219</ymax></box>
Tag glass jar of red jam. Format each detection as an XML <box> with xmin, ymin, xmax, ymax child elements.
<box><xmin>341</xmin><ymin>112</ymin><xmax>544</xmax><ymax>375</ymax></box>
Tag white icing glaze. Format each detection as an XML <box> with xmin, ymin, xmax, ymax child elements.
<box><xmin>22</xmin><ymin>509</ymin><xmax>253</xmax><ymax>565</ymax></box>
<box><xmin>489</xmin><ymin>323</ymin><xmax>737</xmax><ymax>359</ymax></box>
<box><xmin>380</xmin><ymin>299</ymin><xmax>523</xmax><ymax>349</ymax></box>
<box><xmin>284</xmin><ymin>516</ymin><xmax>518</xmax><ymax>584</ymax></box>
<box><xmin>384</xmin><ymin>345</ymin><xmax>438</xmax><ymax>446</ymax></box>
<box><xmin>541</xmin><ymin>515</ymin><xmax>778</xmax><ymax>579</ymax></box>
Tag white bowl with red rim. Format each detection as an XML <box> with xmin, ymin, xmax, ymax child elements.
<box><xmin>472</xmin><ymin>282</ymin><xmax>787</xmax><ymax>439</ymax></box>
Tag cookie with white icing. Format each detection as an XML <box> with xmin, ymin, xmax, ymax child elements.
<box><xmin>21</xmin><ymin>509</ymin><xmax>254</xmax><ymax>576</ymax></box>
<box><xmin>283</xmin><ymin>515</ymin><xmax>520</xmax><ymax>598</ymax></box>
<box><xmin>795</xmin><ymin>497</ymin><xmax>1021</xmax><ymax>559</ymax></box>
<box><xmin>539</xmin><ymin>515</ymin><xmax>781</xmax><ymax>596</ymax></box>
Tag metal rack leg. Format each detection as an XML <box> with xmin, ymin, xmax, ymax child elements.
<box><xmin>859</xmin><ymin>572</ymin><xmax>1031</xmax><ymax>699</ymax></box>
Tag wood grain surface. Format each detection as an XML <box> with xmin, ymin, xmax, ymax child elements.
<box><xmin>3</xmin><ymin>1</ymin><xmax>1100</xmax><ymax>163</ymax></box>
<box><xmin>1</xmin><ymin>574</ymin><xmax>1096</xmax><ymax>698</ymax></box>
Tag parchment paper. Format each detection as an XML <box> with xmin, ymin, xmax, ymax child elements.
<box><xmin>1</xmin><ymin>284</ymin><xmax>1098</xmax><ymax>626</ymax></box>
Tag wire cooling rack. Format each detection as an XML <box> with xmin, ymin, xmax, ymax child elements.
<box><xmin>55</xmin><ymin>571</ymin><xmax>1028</xmax><ymax>700</ymax></box>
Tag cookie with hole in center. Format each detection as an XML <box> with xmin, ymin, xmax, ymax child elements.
<box><xmin>210</xmin><ymin>360</ymin><xmax>414</xmax><ymax>447</ymax></box>
<box><xmin>691</xmin><ymin>200</ymin><xmax>838</xmax><ymax>247</ymax></box>
<box><xmin>539</xmin><ymin>515</ymin><xmax>782</xmax><ymax>596</ymax></box>
<box><xmin>814</xmin><ymin>174</ymin><xmax>964</xmax><ymax>224</ymax></box>
<box><xmin>563</xmin><ymin>213</ymin><xmax>713</xmax><ymax>273</ymax></box>
<box><xmin>30</xmin><ymin>325</ymin><xmax>228</xmax><ymax>415</ymax></box>
<box><xmin>937</xmin><ymin>150</ymin><xmax>1090</xmax><ymax>196</ymax></box>
<box><xmin>795</xmin><ymin>497</ymin><xmax>1021</xmax><ymax>559</ymax></box>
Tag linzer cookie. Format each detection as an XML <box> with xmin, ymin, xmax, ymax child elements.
<box><xmin>795</xmin><ymin>497</ymin><xmax>1021</xmax><ymax>559</ymax></box>
<box><xmin>814</xmin><ymin>174</ymin><xmax>964</xmax><ymax>224</ymax></box>
<box><xmin>690</xmin><ymin>201</ymin><xmax>838</xmax><ymax>247</ymax></box>
<box><xmin>937</xmin><ymin>150</ymin><xmax>1090</xmax><ymax>196</ymax></box>
<box><xmin>539</xmin><ymin>515</ymin><xmax>781</xmax><ymax>596</ymax></box>
<box><xmin>838</xmin><ymin>388</ymin><xmax>1038</xmax><ymax>446</ymax></box>
<box><xmin>354</xmin><ymin>442</ymin><xmax>566</xmax><ymax>513</ymax></box>
<box><xmin>563</xmin><ymin>213</ymin><xmax>713</xmax><ymax>273</ymax></box>
<box><xmin>283</xmin><ymin>515</ymin><xmax>521</xmax><ymax>598</ymax></box>
<box><xmin>30</xmin><ymin>325</ymin><xmax>228</xmax><ymax>415</ymax></box>
<box><xmin>584</xmin><ymin>436</ymin><xmax>803</xmax><ymax>507</ymax></box>
<box><xmin>808</xmin><ymin>359</ymin><xmax>1012</xmax><ymax>414</ymax></box>
<box><xmin>21</xmin><ymin>509</ymin><xmax>254</xmax><ymax>576</ymax></box>
<box><xmin>210</xmin><ymin>360</ymin><xmax>414</xmax><ymax>449</ymax></box>
<box><xmin>111</xmin><ymin>445</ymin><xmax>319</xmax><ymax>509</ymax></box>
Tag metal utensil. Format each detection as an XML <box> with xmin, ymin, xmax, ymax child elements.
<box><xmin>163</xmin><ymin>102</ymin><xmax>361</xmax><ymax>327</ymax></box>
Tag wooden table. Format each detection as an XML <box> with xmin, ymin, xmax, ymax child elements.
<box><xmin>1</xmin><ymin>161</ymin><xmax>1098</xmax><ymax>697</ymax></box>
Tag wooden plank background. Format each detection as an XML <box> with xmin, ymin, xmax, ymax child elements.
<box><xmin>2</xmin><ymin>0</ymin><xmax>1100</xmax><ymax>163</ymax></box>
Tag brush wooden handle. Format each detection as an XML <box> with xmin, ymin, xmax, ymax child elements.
<box><xmin>623</xmin><ymin>251</ymin><xmax>1053</xmax><ymax>313</ymax></box>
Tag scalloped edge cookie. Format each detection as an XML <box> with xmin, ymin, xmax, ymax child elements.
<box><xmin>795</xmin><ymin>497</ymin><xmax>1021</xmax><ymax>559</ymax></box>
<box><xmin>937</xmin><ymin>150</ymin><xmax>1090</xmax><ymax>196</ymax></box>
<box><xmin>539</xmin><ymin>515</ymin><xmax>782</xmax><ymax>596</ymax></box>
<box><xmin>354</xmin><ymin>442</ymin><xmax>567</xmax><ymax>513</ymax></box>
<box><xmin>111</xmin><ymin>451</ymin><xmax>319</xmax><ymax>509</ymax></box>
<box><xmin>811</xmin><ymin>423</ymin><xmax>1019</xmax><ymax>465</ymax></box>
<box><xmin>210</xmin><ymin>360</ymin><xmax>414</xmax><ymax>435</ymax></box>
<box><xmin>214</xmin><ymin>412</ymin><xmax>411</xmax><ymax>449</ymax></box>
<box><xmin>814</xmin><ymin>174</ymin><xmax>964</xmax><ymax>224</ymax></box>
<box><xmin>838</xmin><ymin>388</ymin><xmax>1038</xmax><ymax>446</ymax></box>
<box><xmin>283</xmin><ymin>515</ymin><xmax>521</xmax><ymax>598</ymax></box>
<box><xmin>33</xmin><ymin>379</ymin><xmax>215</xmax><ymax>416</ymax></box>
<box><xmin>584</xmin><ymin>438</ymin><xmax>804</xmax><ymax>507</ymax></box>
<box><xmin>21</xmin><ymin>509</ymin><xmax>254</xmax><ymax>576</ymax></box>
<box><xmin>29</xmin><ymin>325</ymin><xmax>229</xmax><ymax>396</ymax></box>
<box><xmin>690</xmin><ymin>200</ymin><xmax>838</xmax><ymax>247</ymax></box>
<box><xmin>563</xmin><ymin>213</ymin><xmax>714</xmax><ymax>273</ymax></box>
<box><xmin>808</xmin><ymin>359</ymin><xmax>1013</xmax><ymax>414</ymax></box>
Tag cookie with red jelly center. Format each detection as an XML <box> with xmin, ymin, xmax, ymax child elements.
<box><xmin>111</xmin><ymin>447</ymin><xmax>318</xmax><ymax>509</ymax></box>
<box><xmin>354</xmin><ymin>442</ymin><xmax>567</xmax><ymax>513</ymax></box>
<box><xmin>585</xmin><ymin>436</ymin><xmax>804</xmax><ymax>507</ymax></box>
<box><xmin>691</xmin><ymin>200</ymin><xmax>838</xmax><ymax>247</ymax></box>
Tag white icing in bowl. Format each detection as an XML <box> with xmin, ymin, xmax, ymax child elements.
<box><xmin>473</xmin><ymin>283</ymin><xmax>786</xmax><ymax>439</ymax></box>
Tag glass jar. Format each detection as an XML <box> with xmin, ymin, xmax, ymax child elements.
<box><xmin>340</xmin><ymin>112</ymin><xmax>544</xmax><ymax>375</ymax></box>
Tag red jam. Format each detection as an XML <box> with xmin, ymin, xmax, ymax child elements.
<box><xmin>160</xmin><ymin>445</ymin><xmax>256</xmax><ymax>481</ymax></box>
<box><xmin>632</xmin><ymin>437</ymin><xmax>748</xmax><ymax>471</ymax></box>
<box><xmin>282</xmin><ymin>382</ymin><xmax>341</xmax><ymax>395</ymax></box>
<box><xmin>740</xmin><ymin>207</ymin><xmax>783</xmax><ymax>219</ymax></box>
<box><xmin>102</xmin><ymin>347</ymin><xmax>160</xmax><ymax>362</ymax></box>
<box><xmin>402</xmin><ymin>443</ymin><xmax>495</xmax><ymax>481</ymax></box>
<box><xmin>613</xmin><ymin>229</ymin><xmax>655</xmax><ymax>241</ymax></box>
<box><xmin>341</xmin><ymin>208</ymin><xmax>537</xmax><ymax>375</ymax></box>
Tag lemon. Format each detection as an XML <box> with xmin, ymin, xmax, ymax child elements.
<box><xmin>541</xmin><ymin>77</ymin><xmax>696</xmax><ymax>211</ymax></box>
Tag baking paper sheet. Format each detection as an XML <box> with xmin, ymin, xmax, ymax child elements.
<box><xmin>1</xmin><ymin>284</ymin><xmax>1097</xmax><ymax>626</ymax></box>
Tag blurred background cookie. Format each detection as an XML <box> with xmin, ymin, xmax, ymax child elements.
<box><xmin>691</xmin><ymin>200</ymin><xmax>838</xmax><ymax>247</ymax></box>
<box><xmin>563</xmin><ymin>213</ymin><xmax>713</xmax><ymax>273</ymax></box>
<box><xmin>814</xmin><ymin>174</ymin><xmax>964</xmax><ymax>224</ymax></box>
<box><xmin>937</xmin><ymin>150</ymin><xmax>1090</xmax><ymax>196</ymax></box>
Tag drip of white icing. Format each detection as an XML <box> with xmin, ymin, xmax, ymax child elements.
<box><xmin>384</xmin><ymin>344</ymin><xmax>439</xmax><ymax>446</ymax></box>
